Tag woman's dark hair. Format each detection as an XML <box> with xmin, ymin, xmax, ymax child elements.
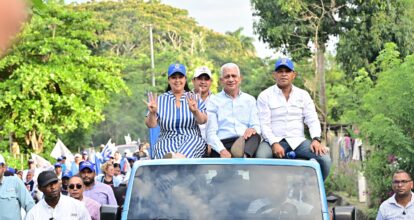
<box><xmin>113</xmin><ymin>163</ymin><xmax>120</xmax><ymax>168</ymax></box>
<box><xmin>165</xmin><ymin>81</ymin><xmax>191</xmax><ymax>92</ymax></box>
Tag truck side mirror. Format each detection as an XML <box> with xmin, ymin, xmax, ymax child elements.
<box><xmin>332</xmin><ymin>206</ymin><xmax>356</xmax><ymax>220</ymax></box>
<box><xmin>100</xmin><ymin>204</ymin><xmax>120</xmax><ymax>220</ymax></box>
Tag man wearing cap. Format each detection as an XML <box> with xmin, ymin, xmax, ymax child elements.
<box><xmin>256</xmin><ymin>58</ymin><xmax>331</xmax><ymax>180</ymax></box>
<box><xmin>145</xmin><ymin>63</ymin><xmax>207</xmax><ymax>159</ymax></box>
<box><xmin>61</xmin><ymin>170</ymin><xmax>73</xmax><ymax>195</ymax></box>
<box><xmin>192</xmin><ymin>66</ymin><xmax>213</xmax><ymax>149</ymax></box>
<box><xmin>206</xmin><ymin>63</ymin><xmax>261</xmax><ymax>158</ymax></box>
<box><xmin>25</xmin><ymin>170</ymin><xmax>91</xmax><ymax>220</ymax></box>
<box><xmin>54</xmin><ymin>162</ymin><xmax>63</xmax><ymax>179</ymax></box>
<box><xmin>69</xmin><ymin>176</ymin><xmax>101</xmax><ymax>220</ymax></box>
<box><xmin>79</xmin><ymin>161</ymin><xmax>117</xmax><ymax>205</ymax></box>
<box><xmin>0</xmin><ymin>154</ymin><xmax>35</xmax><ymax>220</ymax></box>
<box><xmin>58</xmin><ymin>156</ymin><xmax>67</xmax><ymax>174</ymax></box>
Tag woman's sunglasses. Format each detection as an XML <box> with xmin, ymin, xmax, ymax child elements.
<box><xmin>68</xmin><ymin>183</ymin><xmax>82</xmax><ymax>190</ymax></box>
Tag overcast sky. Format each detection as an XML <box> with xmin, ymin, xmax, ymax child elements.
<box><xmin>67</xmin><ymin>0</ymin><xmax>277</xmax><ymax>58</ymax></box>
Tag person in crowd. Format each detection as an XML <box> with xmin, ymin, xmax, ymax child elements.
<box><xmin>79</xmin><ymin>161</ymin><xmax>117</xmax><ymax>205</ymax></box>
<box><xmin>58</xmin><ymin>156</ymin><xmax>67</xmax><ymax>173</ymax></box>
<box><xmin>54</xmin><ymin>162</ymin><xmax>63</xmax><ymax>179</ymax></box>
<box><xmin>71</xmin><ymin>153</ymin><xmax>82</xmax><ymax>175</ymax></box>
<box><xmin>114</xmin><ymin>151</ymin><xmax>122</xmax><ymax>164</ymax></box>
<box><xmin>0</xmin><ymin>0</ymin><xmax>28</xmax><ymax>57</ymax></box>
<box><xmin>16</xmin><ymin>170</ymin><xmax>24</xmax><ymax>179</ymax></box>
<box><xmin>206</xmin><ymin>63</ymin><xmax>261</xmax><ymax>158</ymax></box>
<box><xmin>255</xmin><ymin>58</ymin><xmax>331</xmax><ymax>180</ymax></box>
<box><xmin>96</xmin><ymin>162</ymin><xmax>121</xmax><ymax>187</ymax></box>
<box><xmin>192</xmin><ymin>66</ymin><xmax>214</xmax><ymax>156</ymax></box>
<box><xmin>61</xmin><ymin>170</ymin><xmax>72</xmax><ymax>196</ymax></box>
<box><xmin>0</xmin><ymin>154</ymin><xmax>35</xmax><ymax>220</ymax></box>
<box><xmin>69</xmin><ymin>176</ymin><xmax>101</xmax><ymax>220</ymax></box>
<box><xmin>82</xmin><ymin>151</ymin><xmax>89</xmax><ymax>161</ymax></box>
<box><xmin>144</xmin><ymin>63</ymin><xmax>207</xmax><ymax>159</ymax></box>
<box><xmin>376</xmin><ymin>170</ymin><xmax>413</xmax><ymax>220</ymax></box>
<box><xmin>23</xmin><ymin>159</ymin><xmax>36</xmax><ymax>181</ymax></box>
<box><xmin>113</xmin><ymin>163</ymin><xmax>125</xmax><ymax>183</ymax></box>
<box><xmin>25</xmin><ymin>169</ymin><xmax>35</xmax><ymax>194</ymax></box>
<box><xmin>25</xmin><ymin>170</ymin><xmax>91</xmax><ymax>220</ymax></box>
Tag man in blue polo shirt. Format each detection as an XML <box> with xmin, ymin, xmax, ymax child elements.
<box><xmin>0</xmin><ymin>154</ymin><xmax>34</xmax><ymax>220</ymax></box>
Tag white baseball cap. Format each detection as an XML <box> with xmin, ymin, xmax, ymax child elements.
<box><xmin>193</xmin><ymin>66</ymin><xmax>212</xmax><ymax>79</ymax></box>
<box><xmin>0</xmin><ymin>154</ymin><xmax>5</xmax><ymax>165</ymax></box>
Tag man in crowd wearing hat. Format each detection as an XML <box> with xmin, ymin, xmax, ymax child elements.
<box><xmin>0</xmin><ymin>154</ymin><xmax>35</xmax><ymax>220</ymax></box>
<box><xmin>79</xmin><ymin>161</ymin><xmax>117</xmax><ymax>205</ymax></box>
<box><xmin>256</xmin><ymin>58</ymin><xmax>331</xmax><ymax>180</ymax></box>
<box><xmin>54</xmin><ymin>162</ymin><xmax>63</xmax><ymax>179</ymax></box>
<box><xmin>82</xmin><ymin>150</ymin><xmax>89</xmax><ymax>161</ymax></box>
<box><xmin>57</xmin><ymin>156</ymin><xmax>67</xmax><ymax>174</ymax></box>
<box><xmin>61</xmin><ymin>170</ymin><xmax>72</xmax><ymax>195</ymax></box>
<box><xmin>192</xmin><ymin>66</ymin><xmax>214</xmax><ymax>155</ymax></box>
<box><xmin>25</xmin><ymin>170</ymin><xmax>91</xmax><ymax>220</ymax></box>
<box><xmin>206</xmin><ymin>63</ymin><xmax>261</xmax><ymax>158</ymax></box>
<box><xmin>69</xmin><ymin>176</ymin><xmax>101</xmax><ymax>220</ymax></box>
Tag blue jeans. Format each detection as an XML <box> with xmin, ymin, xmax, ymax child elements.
<box><xmin>256</xmin><ymin>139</ymin><xmax>331</xmax><ymax>180</ymax></box>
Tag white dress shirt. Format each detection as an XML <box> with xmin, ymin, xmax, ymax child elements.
<box><xmin>376</xmin><ymin>192</ymin><xmax>414</xmax><ymax>220</ymax></box>
<box><xmin>257</xmin><ymin>85</ymin><xmax>321</xmax><ymax>150</ymax></box>
<box><xmin>25</xmin><ymin>194</ymin><xmax>91</xmax><ymax>220</ymax></box>
<box><xmin>207</xmin><ymin>90</ymin><xmax>261</xmax><ymax>153</ymax></box>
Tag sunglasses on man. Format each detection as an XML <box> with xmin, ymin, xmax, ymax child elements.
<box><xmin>68</xmin><ymin>183</ymin><xmax>82</xmax><ymax>190</ymax></box>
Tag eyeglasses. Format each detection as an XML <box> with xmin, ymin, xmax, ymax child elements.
<box><xmin>68</xmin><ymin>183</ymin><xmax>82</xmax><ymax>190</ymax></box>
<box><xmin>392</xmin><ymin>180</ymin><xmax>412</xmax><ymax>185</ymax></box>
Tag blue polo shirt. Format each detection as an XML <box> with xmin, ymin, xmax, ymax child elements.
<box><xmin>0</xmin><ymin>176</ymin><xmax>35</xmax><ymax>220</ymax></box>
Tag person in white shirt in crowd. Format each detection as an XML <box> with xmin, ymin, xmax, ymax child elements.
<box><xmin>81</xmin><ymin>151</ymin><xmax>89</xmax><ymax>161</ymax></box>
<box><xmin>23</xmin><ymin>159</ymin><xmax>36</xmax><ymax>182</ymax></box>
<box><xmin>206</xmin><ymin>63</ymin><xmax>261</xmax><ymax>158</ymax></box>
<box><xmin>25</xmin><ymin>170</ymin><xmax>91</xmax><ymax>220</ymax></box>
<box><xmin>256</xmin><ymin>58</ymin><xmax>331</xmax><ymax>180</ymax></box>
<box><xmin>69</xmin><ymin>176</ymin><xmax>101</xmax><ymax>220</ymax></box>
<box><xmin>192</xmin><ymin>66</ymin><xmax>214</xmax><ymax>156</ymax></box>
<box><xmin>376</xmin><ymin>170</ymin><xmax>413</xmax><ymax>220</ymax></box>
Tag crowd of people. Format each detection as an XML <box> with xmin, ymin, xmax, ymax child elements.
<box><xmin>0</xmin><ymin>144</ymin><xmax>145</xmax><ymax>220</ymax></box>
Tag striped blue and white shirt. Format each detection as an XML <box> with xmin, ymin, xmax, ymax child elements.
<box><xmin>153</xmin><ymin>91</ymin><xmax>207</xmax><ymax>158</ymax></box>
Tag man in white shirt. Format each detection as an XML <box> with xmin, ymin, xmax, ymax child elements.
<box><xmin>25</xmin><ymin>170</ymin><xmax>91</xmax><ymax>220</ymax></box>
<box><xmin>207</xmin><ymin>63</ymin><xmax>261</xmax><ymax>158</ymax></box>
<box><xmin>192</xmin><ymin>66</ymin><xmax>213</xmax><ymax>156</ymax></box>
<box><xmin>256</xmin><ymin>58</ymin><xmax>331</xmax><ymax>180</ymax></box>
<box><xmin>377</xmin><ymin>170</ymin><xmax>413</xmax><ymax>220</ymax></box>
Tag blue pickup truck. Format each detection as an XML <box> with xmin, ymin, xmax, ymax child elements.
<box><xmin>102</xmin><ymin>158</ymin><xmax>355</xmax><ymax>220</ymax></box>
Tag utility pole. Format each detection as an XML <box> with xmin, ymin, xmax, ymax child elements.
<box><xmin>149</xmin><ymin>24</ymin><xmax>155</xmax><ymax>87</ymax></box>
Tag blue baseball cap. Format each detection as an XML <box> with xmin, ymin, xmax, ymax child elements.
<box><xmin>62</xmin><ymin>171</ymin><xmax>73</xmax><ymax>179</ymax></box>
<box><xmin>57</xmin><ymin>157</ymin><xmax>63</xmax><ymax>161</ymax></box>
<box><xmin>54</xmin><ymin>162</ymin><xmax>62</xmax><ymax>168</ymax></box>
<box><xmin>275</xmin><ymin>58</ymin><xmax>294</xmax><ymax>71</ymax></box>
<box><xmin>167</xmin><ymin>63</ymin><xmax>186</xmax><ymax>77</ymax></box>
<box><xmin>79</xmin><ymin>161</ymin><xmax>95</xmax><ymax>172</ymax></box>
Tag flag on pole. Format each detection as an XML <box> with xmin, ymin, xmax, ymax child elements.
<box><xmin>51</xmin><ymin>139</ymin><xmax>74</xmax><ymax>164</ymax></box>
<box><xmin>101</xmin><ymin>138</ymin><xmax>114</xmax><ymax>160</ymax></box>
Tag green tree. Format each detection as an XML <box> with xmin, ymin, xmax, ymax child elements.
<box><xmin>251</xmin><ymin>0</ymin><xmax>347</xmax><ymax>135</ymax></box>
<box><xmin>337</xmin><ymin>0</ymin><xmax>414</xmax><ymax>76</ymax></box>
<box><xmin>0</xmin><ymin>2</ymin><xmax>127</xmax><ymax>153</ymax></box>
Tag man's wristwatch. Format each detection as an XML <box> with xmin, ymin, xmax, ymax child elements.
<box><xmin>312</xmin><ymin>137</ymin><xmax>322</xmax><ymax>143</ymax></box>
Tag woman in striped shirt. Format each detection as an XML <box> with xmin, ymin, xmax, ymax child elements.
<box><xmin>145</xmin><ymin>63</ymin><xmax>207</xmax><ymax>159</ymax></box>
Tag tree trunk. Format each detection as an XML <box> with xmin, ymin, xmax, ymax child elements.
<box><xmin>316</xmin><ymin>44</ymin><xmax>327</xmax><ymax>139</ymax></box>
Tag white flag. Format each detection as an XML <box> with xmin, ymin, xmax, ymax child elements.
<box><xmin>51</xmin><ymin>138</ymin><xmax>74</xmax><ymax>164</ymax></box>
<box><xmin>31</xmin><ymin>153</ymin><xmax>52</xmax><ymax>169</ymax></box>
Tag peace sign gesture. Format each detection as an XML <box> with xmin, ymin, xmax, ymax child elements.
<box><xmin>143</xmin><ymin>92</ymin><xmax>158</xmax><ymax>114</ymax></box>
<box><xmin>186</xmin><ymin>92</ymin><xmax>200</xmax><ymax>114</ymax></box>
